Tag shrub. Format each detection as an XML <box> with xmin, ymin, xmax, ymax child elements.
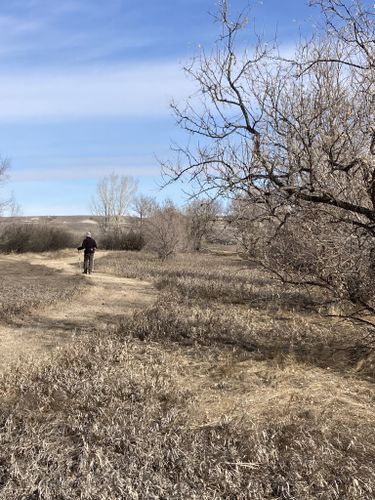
<box><xmin>0</xmin><ymin>223</ymin><xmax>75</xmax><ymax>253</ymax></box>
<box><xmin>100</xmin><ymin>229</ymin><xmax>145</xmax><ymax>251</ymax></box>
<box><xmin>146</xmin><ymin>200</ymin><xmax>187</xmax><ymax>260</ymax></box>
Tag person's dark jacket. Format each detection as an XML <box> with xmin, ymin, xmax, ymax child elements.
<box><xmin>78</xmin><ymin>237</ymin><xmax>97</xmax><ymax>255</ymax></box>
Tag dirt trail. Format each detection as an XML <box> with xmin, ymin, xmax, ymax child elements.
<box><xmin>0</xmin><ymin>252</ymin><xmax>156</xmax><ymax>373</ymax></box>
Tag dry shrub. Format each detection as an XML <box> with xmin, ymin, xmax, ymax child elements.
<box><xmin>234</xmin><ymin>205</ymin><xmax>375</xmax><ymax>312</ymax></box>
<box><xmin>0</xmin><ymin>223</ymin><xmax>75</xmax><ymax>253</ymax></box>
<box><xmin>99</xmin><ymin>229</ymin><xmax>145</xmax><ymax>251</ymax></box>
<box><xmin>145</xmin><ymin>201</ymin><xmax>187</xmax><ymax>260</ymax></box>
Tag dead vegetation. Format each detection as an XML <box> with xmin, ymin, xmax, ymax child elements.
<box><xmin>0</xmin><ymin>223</ymin><xmax>75</xmax><ymax>253</ymax></box>
<box><xmin>0</xmin><ymin>258</ymin><xmax>83</xmax><ymax>321</ymax></box>
<box><xmin>100</xmin><ymin>251</ymin><xmax>374</xmax><ymax>377</ymax></box>
<box><xmin>1</xmin><ymin>333</ymin><xmax>374</xmax><ymax>499</ymax></box>
<box><xmin>0</xmin><ymin>250</ymin><xmax>374</xmax><ymax>499</ymax></box>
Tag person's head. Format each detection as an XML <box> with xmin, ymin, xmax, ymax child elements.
<box><xmin>86</xmin><ymin>231</ymin><xmax>92</xmax><ymax>238</ymax></box>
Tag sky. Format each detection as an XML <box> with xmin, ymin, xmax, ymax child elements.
<box><xmin>0</xmin><ymin>0</ymin><xmax>322</xmax><ymax>215</ymax></box>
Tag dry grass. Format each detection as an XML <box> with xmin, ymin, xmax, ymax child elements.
<box><xmin>97</xmin><ymin>251</ymin><xmax>325</xmax><ymax>309</ymax></box>
<box><xmin>0</xmin><ymin>333</ymin><xmax>373</xmax><ymax>499</ymax></box>
<box><xmin>99</xmin><ymin>251</ymin><xmax>373</xmax><ymax>376</ymax></box>
<box><xmin>0</xmin><ymin>250</ymin><xmax>374</xmax><ymax>498</ymax></box>
<box><xmin>0</xmin><ymin>259</ymin><xmax>83</xmax><ymax>321</ymax></box>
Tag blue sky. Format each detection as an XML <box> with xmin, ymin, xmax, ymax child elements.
<box><xmin>0</xmin><ymin>0</ymin><xmax>320</xmax><ymax>215</ymax></box>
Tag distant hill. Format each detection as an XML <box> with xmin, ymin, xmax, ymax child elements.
<box><xmin>0</xmin><ymin>215</ymin><xmax>103</xmax><ymax>239</ymax></box>
<box><xmin>0</xmin><ymin>215</ymin><xmax>140</xmax><ymax>238</ymax></box>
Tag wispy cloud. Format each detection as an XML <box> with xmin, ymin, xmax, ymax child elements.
<box><xmin>0</xmin><ymin>1</ymin><xmax>162</xmax><ymax>65</ymax></box>
<box><xmin>0</xmin><ymin>61</ymin><xmax>193</xmax><ymax>121</ymax></box>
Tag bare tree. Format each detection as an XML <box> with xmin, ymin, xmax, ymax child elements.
<box><xmin>185</xmin><ymin>198</ymin><xmax>221</xmax><ymax>251</ymax></box>
<box><xmin>160</xmin><ymin>0</ymin><xmax>375</xmax><ymax>331</ymax></box>
<box><xmin>132</xmin><ymin>194</ymin><xmax>157</xmax><ymax>232</ymax></box>
<box><xmin>163</xmin><ymin>1</ymin><xmax>373</xmax><ymax>216</ymax></box>
<box><xmin>162</xmin><ymin>0</ymin><xmax>375</xmax><ymax>316</ymax></box>
<box><xmin>0</xmin><ymin>157</ymin><xmax>11</xmax><ymax>215</ymax></box>
<box><xmin>91</xmin><ymin>173</ymin><xmax>138</xmax><ymax>234</ymax></box>
<box><xmin>147</xmin><ymin>200</ymin><xmax>186</xmax><ymax>260</ymax></box>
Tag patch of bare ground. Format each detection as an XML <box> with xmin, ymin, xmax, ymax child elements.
<box><xmin>0</xmin><ymin>251</ymin><xmax>155</xmax><ymax>372</ymax></box>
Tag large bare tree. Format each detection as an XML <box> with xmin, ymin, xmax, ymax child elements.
<box><xmin>163</xmin><ymin>0</ymin><xmax>373</xmax><ymax>217</ymax></box>
<box><xmin>162</xmin><ymin>0</ymin><xmax>375</xmax><ymax>314</ymax></box>
<box><xmin>92</xmin><ymin>173</ymin><xmax>138</xmax><ymax>234</ymax></box>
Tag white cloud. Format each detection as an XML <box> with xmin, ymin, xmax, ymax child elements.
<box><xmin>0</xmin><ymin>4</ymin><xmax>158</xmax><ymax>61</ymax></box>
<box><xmin>0</xmin><ymin>61</ymin><xmax>193</xmax><ymax>121</ymax></box>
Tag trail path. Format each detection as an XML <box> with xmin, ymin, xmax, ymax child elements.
<box><xmin>0</xmin><ymin>252</ymin><xmax>156</xmax><ymax>373</ymax></box>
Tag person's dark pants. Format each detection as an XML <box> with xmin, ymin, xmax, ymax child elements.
<box><xmin>83</xmin><ymin>253</ymin><xmax>94</xmax><ymax>274</ymax></box>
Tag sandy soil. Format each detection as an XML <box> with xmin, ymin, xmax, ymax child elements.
<box><xmin>0</xmin><ymin>251</ymin><xmax>156</xmax><ymax>373</ymax></box>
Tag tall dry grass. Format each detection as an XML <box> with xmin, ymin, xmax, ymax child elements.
<box><xmin>98</xmin><ymin>251</ymin><xmax>373</xmax><ymax>376</ymax></box>
<box><xmin>0</xmin><ymin>260</ymin><xmax>83</xmax><ymax>321</ymax></box>
<box><xmin>0</xmin><ymin>250</ymin><xmax>373</xmax><ymax>498</ymax></box>
<box><xmin>0</xmin><ymin>331</ymin><xmax>374</xmax><ymax>499</ymax></box>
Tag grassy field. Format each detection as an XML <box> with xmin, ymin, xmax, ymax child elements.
<box><xmin>0</xmin><ymin>257</ymin><xmax>83</xmax><ymax>321</ymax></box>
<box><xmin>0</xmin><ymin>250</ymin><xmax>374</xmax><ymax>499</ymax></box>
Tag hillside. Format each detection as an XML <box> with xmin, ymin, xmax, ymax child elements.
<box><xmin>0</xmin><ymin>215</ymin><xmax>102</xmax><ymax>238</ymax></box>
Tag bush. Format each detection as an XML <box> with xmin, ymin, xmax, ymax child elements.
<box><xmin>146</xmin><ymin>201</ymin><xmax>187</xmax><ymax>260</ymax></box>
<box><xmin>232</xmin><ymin>202</ymin><xmax>375</xmax><ymax>314</ymax></box>
<box><xmin>0</xmin><ymin>223</ymin><xmax>75</xmax><ymax>253</ymax></box>
<box><xmin>100</xmin><ymin>229</ymin><xmax>145</xmax><ymax>251</ymax></box>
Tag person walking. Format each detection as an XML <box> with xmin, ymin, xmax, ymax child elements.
<box><xmin>77</xmin><ymin>231</ymin><xmax>97</xmax><ymax>274</ymax></box>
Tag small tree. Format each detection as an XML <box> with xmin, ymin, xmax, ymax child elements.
<box><xmin>0</xmin><ymin>157</ymin><xmax>11</xmax><ymax>215</ymax></box>
<box><xmin>7</xmin><ymin>194</ymin><xmax>22</xmax><ymax>217</ymax></box>
<box><xmin>147</xmin><ymin>200</ymin><xmax>186</xmax><ymax>261</ymax></box>
<box><xmin>132</xmin><ymin>194</ymin><xmax>157</xmax><ymax>232</ymax></box>
<box><xmin>185</xmin><ymin>199</ymin><xmax>221</xmax><ymax>251</ymax></box>
<box><xmin>91</xmin><ymin>173</ymin><xmax>138</xmax><ymax>234</ymax></box>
